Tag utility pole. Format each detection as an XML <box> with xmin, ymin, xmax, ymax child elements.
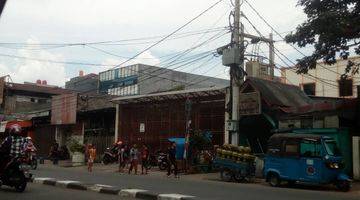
<box><xmin>229</xmin><ymin>0</ymin><xmax>243</xmax><ymax>145</ymax></box>
<box><xmin>269</xmin><ymin>33</ymin><xmax>275</xmax><ymax>79</ymax></box>
<box><xmin>219</xmin><ymin>0</ymin><xmax>274</xmax><ymax>146</ymax></box>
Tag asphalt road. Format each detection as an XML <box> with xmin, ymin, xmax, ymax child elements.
<box><xmin>31</xmin><ymin>165</ymin><xmax>359</xmax><ymax>200</ymax></box>
<box><xmin>0</xmin><ymin>183</ymin><xmax>131</xmax><ymax>200</ymax></box>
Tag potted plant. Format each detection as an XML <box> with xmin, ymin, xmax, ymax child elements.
<box><xmin>66</xmin><ymin>138</ymin><xmax>85</xmax><ymax>166</ymax></box>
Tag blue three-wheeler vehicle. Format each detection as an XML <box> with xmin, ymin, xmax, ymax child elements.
<box><xmin>264</xmin><ymin>134</ymin><xmax>351</xmax><ymax>191</ymax></box>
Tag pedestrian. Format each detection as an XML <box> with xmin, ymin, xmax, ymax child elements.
<box><xmin>118</xmin><ymin>144</ymin><xmax>126</xmax><ymax>173</ymax></box>
<box><xmin>87</xmin><ymin>144</ymin><xmax>96</xmax><ymax>172</ymax></box>
<box><xmin>128</xmin><ymin>144</ymin><xmax>139</xmax><ymax>175</ymax></box>
<box><xmin>167</xmin><ymin>142</ymin><xmax>179</xmax><ymax>178</ymax></box>
<box><xmin>49</xmin><ymin>141</ymin><xmax>59</xmax><ymax>165</ymax></box>
<box><xmin>141</xmin><ymin>144</ymin><xmax>149</xmax><ymax>175</ymax></box>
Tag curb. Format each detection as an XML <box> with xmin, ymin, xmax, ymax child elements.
<box><xmin>33</xmin><ymin>177</ymin><xmax>196</xmax><ymax>200</ymax></box>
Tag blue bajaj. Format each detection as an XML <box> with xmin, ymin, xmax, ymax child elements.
<box><xmin>264</xmin><ymin>134</ymin><xmax>351</xmax><ymax>191</ymax></box>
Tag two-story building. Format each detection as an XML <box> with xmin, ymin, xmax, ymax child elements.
<box><xmin>281</xmin><ymin>56</ymin><xmax>360</xmax><ymax>98</ymax></box>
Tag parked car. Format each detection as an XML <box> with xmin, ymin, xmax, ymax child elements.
<box><xmin>264</xmin><ymin>134</ymin><xmax>351</xmax><ymax>191</ymax></box>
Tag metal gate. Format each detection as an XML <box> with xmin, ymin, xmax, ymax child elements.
<box><xmin>84</xmin><ymin>135</ymin><xmax>114</xmax><ymax>160</ymax></box>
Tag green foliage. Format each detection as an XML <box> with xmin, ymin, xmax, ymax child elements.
<box><xmin>285</xmin><ymin>0</ymin><xmax>360</xmax><ymax>77</ymax></box>
<box><xmin>66</xmin><ymin>137</ymin><xmax>85</xmax><ymax>153</ymax></box>
<box><xmin>190</xmin><ymin>130</ymin><xmax>212</xmax><ymax>151</ymax></box>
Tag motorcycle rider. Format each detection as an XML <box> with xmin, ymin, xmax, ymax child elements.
<box><xmin>0</xmin><ymin>124</ymin><xmax>27</xmax><ymax>173</ymax></box>
<box><xmin>23</xmin><ymin>137</ymin><xmax>37</xmax><ymax>164</ymax></box>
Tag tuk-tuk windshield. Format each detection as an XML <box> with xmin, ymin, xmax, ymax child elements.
<box><xmin>324</xmin><ymin>140</ymin><xmax>341</xmax><ymax>156</ymax></box>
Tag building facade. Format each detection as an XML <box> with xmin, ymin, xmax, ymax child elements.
<box><xmin>281</xmin><ymin>56</ymin><xmax>360</xmax><ymax>98</ymax></box>
<box><xmin>99</xmin><ymin>64</ymin><xmax>229</xmax><ymax>96</ymax></box>
<box><xmin>65</xmin><ymin>71</ymin><xmax>99</xmax><ymax>93</ymax></box>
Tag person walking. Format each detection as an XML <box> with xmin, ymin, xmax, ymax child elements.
<box><xmin>118</xmin><ymin>144</ymin><xmax>127</xmax><ymax>173</ymax></box>
<box><xmin>128</xmin><ymin>144</ymin><xmax>139</xmax><ymax>175</ymax></box>
<box><xmin>167</xmin><ymin>142</ymin><xmax>178</xmax><ymax>178</ymax></box>
<box><xmin>87</xmin><ymin>144</ymin><xmax>96</xmax><ymax>172</ymax></box>
<box><xmin>141</xmin><ymin>145</ymin><xmax>149</xmax><ymax>175</ymax></box>
<box><xmin>49</xmin><ymin>141</ymin><xmax>59</xmax><ymax>165</ymax></box>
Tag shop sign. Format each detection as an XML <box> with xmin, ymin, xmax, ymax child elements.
<box><xmin>139</xmin><ymin>123</ymin><xmax>145</xmax><ymax>133</ymax></box>
<box><xmin>238</xmin><ymin>92</ymin><xmax>261</xmax><ymax>116</ymax></box>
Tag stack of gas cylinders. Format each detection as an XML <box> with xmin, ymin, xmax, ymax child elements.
<box><xmin>216</xmin><ymin>144</ymin><xmax>256</xmax><ymax>163</ymax></box>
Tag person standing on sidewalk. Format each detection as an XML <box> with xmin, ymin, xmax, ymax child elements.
<box><xmin>87</xmin><ymin>144</ymin><xmax>96</xmax><ymax>172</ymax></box>
<box><xmin>141</xmin><ymin>145</ymin><xmax>149</xmax><ymax>175</ymax></box>
<box><xmin>128</xmin><ymin>144</ymin><xmax>139</xmax><ymax>175</ymax></box>
<box><xmin>167</xmin><ymin>142</ymin><xmax>178</xmax><ymax>178</ymax></box>
<box><xmin>118</xmin><ymin>144</ymin><xmax>127</xmax><ymax>173</ymax></box>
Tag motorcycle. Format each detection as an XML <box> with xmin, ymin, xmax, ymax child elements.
<box><xmin>102</xmin><ymin>145</ymin><xmax>119</xmax><ymax>165</ymax></box>
<box><xmin>25</xmin><ymin>149</ymin><xmax>37</xmax><ymax>170</ymax></box>
<box><xmin>157</xmin><ymin>152</ymin><xmax>168</xmax><ymax>171</ymax></box>
<box><xmin>0</xmin><ymin>156</ymin><xmax>33</xmax><ymax>192</ymax></box>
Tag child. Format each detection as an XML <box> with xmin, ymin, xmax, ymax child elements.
<box><xmin>87</xmin><ymin>144</ymin><xmax>96</xmax><ymax>172</ymax></box>
<box><xmin>141</xmin><ymin>145</ymin><xmax>149</xmax><ymax>175</ymax></box>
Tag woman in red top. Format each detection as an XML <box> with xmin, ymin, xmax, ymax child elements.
<box><xmin>141</xmin><ymin>145</ymin><xmax>149</xmax><ymax>174</ymax></box>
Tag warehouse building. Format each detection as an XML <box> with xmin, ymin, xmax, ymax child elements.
<box><xmin>99</xmin><ymin>63</ymin><xmax>229</xmax><ymax>96</ymax></box>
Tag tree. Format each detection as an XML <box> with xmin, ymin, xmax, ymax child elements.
<box><xmin>285</xmin><ymin>0</ymin><xmax>360</xmax><ymax>77</ymax></box>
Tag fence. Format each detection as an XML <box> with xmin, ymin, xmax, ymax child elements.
<box><xmin>84</xmin><ymin>134</ymin><xmax>114</xmax><ymax>161</ymax></box>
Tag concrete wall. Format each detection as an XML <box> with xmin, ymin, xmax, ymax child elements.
<box><xmin>282</xmin><ymin>57</ymin><xmax>360</xmax><ymax>98</ymax></box>
<box><xmin>65</xmin><ymin>75</ymin><xmax>98</xmax><ymax>93</ymax></box>
<box><xmin>138</xmin><ymin>64</ymin><xmax>229</xmax><ymax>94</ymax></box>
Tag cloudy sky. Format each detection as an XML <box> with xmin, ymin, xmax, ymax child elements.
<box><xmin>0</xmin><ymin>0</ymin><xmax>308</xmax><ymax>86</ymax></box>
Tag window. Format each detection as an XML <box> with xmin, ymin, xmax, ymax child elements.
<box><xmin>303</xmin><ymin>83</ymin><xmax>316</xmax><ymax>96</ymax></box>
<box><xmin>339</xmin><ymin>79</ymin><xmax>353</xmax><ymax>97</ymax></box>
<box><xmin>324</xmin><ymin>140</ymin><xmax>341</xmax><ymax>156</ymax></box>
<box><xmin>300</xmin><ymin>139</ymin><xmax>322</xmax><ymax>158</ymax></box>
<box><xmin>283</xmin><ymin>140</ymin><xmax>299</xmax><ymax>156</ymax></box>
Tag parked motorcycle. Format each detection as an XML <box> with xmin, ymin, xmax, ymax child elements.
<box><xmin>0</xmin><ymin>156</ymin><xmax>33</xmax><ymax>192</ymax></box>
<box><xmin>157</xmin><ymin>152</ymin><xmax>168</xmax><ymax>171</ymax></box>
<box><xmin>102</xmin><ymin>145</ymin><xmax>119</xmax><ymax>165</ymax></box>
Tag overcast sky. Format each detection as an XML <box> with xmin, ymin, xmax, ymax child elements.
<box><xmin>0</xmin><ymin>0</ymin><xmax>308</xmax><ymax>86</ymax></box>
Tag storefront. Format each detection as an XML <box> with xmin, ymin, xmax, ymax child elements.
<box><xmin>112</xmin><ymin>87</ymin><xmax>226</xmax><ymax>152</ymax></box>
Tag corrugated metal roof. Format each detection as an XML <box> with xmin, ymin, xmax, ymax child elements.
<box><xmin>112</xmin><ymin>87</ymin><xmax>226</xmax><ymax>104</ymax></box>
<box><xmin>7</xmin><ymin>83</ymin><xmax>72</xmax><ymax>95</ymax></box>
<box><xmin>245</xmin><ymin>77</ymin><xmax>312</xmax><ymax>108</ymax></box>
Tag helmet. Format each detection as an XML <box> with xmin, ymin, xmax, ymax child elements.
<box><xmin>26</xmin><ymin>136</ymin><xmax>32</xmax><ymax>140</ymax></box>
<box><xmin>9</xmin><ymin>124</ymin><xmax>22</xmax><ymax>135</ymax></box>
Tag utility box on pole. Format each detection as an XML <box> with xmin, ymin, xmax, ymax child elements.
<box><xmin>222</xmin><ymin>48</ymin><xmax>242</xmax><ymax>66</ymax></box>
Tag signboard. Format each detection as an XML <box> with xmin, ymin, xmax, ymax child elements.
<box><xmin>51</xmin><ymin>93</ymin><xmax>77</xmax><ymax>125</ymax></box>
<box><xmin>0</xmin><ymin>76</ymin><xmax>5</xmax><ymax>105</ymax></box>
<box><xmin>139</xmin><ymin>123</ymin><xmax>145</xmax><ymax>133</ymax></box>
<box><xmin>238</xmin><ymin>92</ymin><xmax>261</xmax><ymax>116</ymax></box>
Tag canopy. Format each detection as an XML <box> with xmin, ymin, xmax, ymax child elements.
<box><xmin>0</xmin><ymin>120</ymin><xmax>32</xmax><ymax>133</ymax></box>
